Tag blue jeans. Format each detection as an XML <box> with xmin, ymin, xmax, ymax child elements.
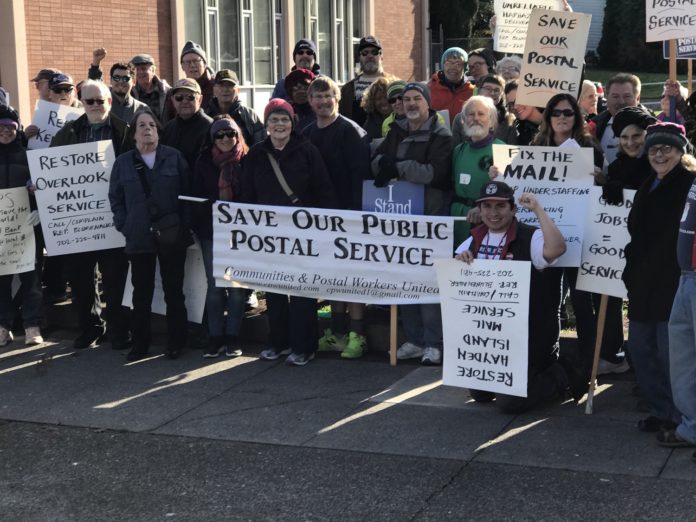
<box><xmin>400</xmin><ymin>303</ymin><xmax>442</xmax><ymax>349</ymax></box>
<box><xmin>668</xmin><ymin>273</ymin><xmax>696</xmax><ymax>443</ymax></box>
<box><xmin>0</xmin><ymin>268</ymin><xmax>43</xmax><ymax>329</ymax></box>
<box><xmin>200</xmin><ymin>239</ymin><xmax>247</xmax><ymax>338</ymax></box>
<box><xmin>629</xmin><ymin>320</ymin><xmax>678</xmax><ymax>422</ymax></box>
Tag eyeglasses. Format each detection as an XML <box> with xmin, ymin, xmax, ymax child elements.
<box><xmin>388</xmin><ymin>95</ymin><xmax>402</xmax><ymax>104</ymax></box>
<box><xmin>182</xmin><ymin>58</ymin><xmax>203</xmax><ymax>67</ymax></box>
<box><xmin>83</xmin><ymin>98</ymin><xmax>106</xmax><ymax>106</ymax></box>
<box><xmin>214</xmin><ymin>129</ymin><xmax>238</xmax><ymax>140</ymax></box>
<box><xmin>267</xmin><ymin>116</ymin><xmax>291</xmax><ymax>125</ymax></box>
<box><xmin>173</xmin><ymin>94</ymin><xmax>196</xmax><ymax>102</ymax></box>
<box><xmin>295</xmin><ymin>50</ymin><xmax>314</xmax><ymax>56</ymax></box>
<box><xmin>648</xmin><ymin>145</ymin><xmax>675</xmax><ymax>156</ymax></box>
<box><xmin>360</xmin><ymin>49</ymin><xmax>381</xmax><ymax>57</ymax></box>
<box><xmin>51</xmin><ymin>87</ymin><xmax>73</xmax><ymax>94</ymax></box>
<box><xmin>550</xmin><ymin>109</ymin><xmax>575</xmax><ymax>118</ymax></box>
<box><xmin>111</xmin><ymin>75</ymin><xmax>131</xmax><ymax>83</ymax></box>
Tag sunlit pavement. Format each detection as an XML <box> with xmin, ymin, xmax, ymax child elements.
<box><xmin>2</xmin><ymin>330</ymin><xmax>696</xmax><ymax>520</ymax></box>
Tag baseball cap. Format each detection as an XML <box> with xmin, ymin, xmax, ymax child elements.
<box><xmin>476</xmin><ymin>181</ymin><xmax>515</xmax><ymax>204</ymax></box>
<box><xmin>48</xmin><ymin>73</ymin><xmax>75</xmax><ymax>89</ymax></box>
<box><xmin>32</xmin><ymin>68</ymin><xmax>60</xmax><ymax>82</ymax></box>
<box><xmin>215</xmin><ymin>70</ymin><xmax>239</xmax><ymax>85</ymax></box>
<box><xmin>359</xmin><ymin>35</ymin><xmax>382</xmax><ymax>51</ymax></box>
<box><xmin>172</xmin><ymin>78</ymin><xmax>202</xmax><ymax>95</ymax></box>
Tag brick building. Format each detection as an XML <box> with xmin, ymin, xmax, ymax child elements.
<box><xmin>0</xmin><ymin>0</ymin><xmax>430</xmax><ymax>123</ymax></box>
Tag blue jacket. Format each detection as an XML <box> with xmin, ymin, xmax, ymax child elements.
<box><xmin>109</xmin><ymin>145</ymin><xmax>191</xmax><ymax>254</ymax></box>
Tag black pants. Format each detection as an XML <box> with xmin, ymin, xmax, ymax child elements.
<box><xmin>265</xmin><ymin>292</ymin><xmax>317</xmax><ymax>355</ymax></box>
<box><xmin>66</xmin><ymin>248</ymin><xmax>129</xmax><ymax>339</ymax></box>
<box><xmin>129</xmin><ymin>248</ymin><xmax>187</xmax><ymax>351</ymax></box>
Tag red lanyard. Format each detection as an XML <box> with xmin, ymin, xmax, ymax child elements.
<box><xmin>484</xmin><ymin>233</ymin><xmax>507</xmax><ymax>259</ymax></box>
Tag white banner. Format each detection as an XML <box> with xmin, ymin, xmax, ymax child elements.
<box><xmin>492</xmin><ymin>144</ymin><xmax>594</xmax><ymax>266</ymax></box>
<box><xmin>27</xmin><ymin>141</ymin><xmax>125</xmax><ymax>256</ymax></box>
<box><xmin>122</xmin><ymin>242</ymin><xmax>208</xmax><ymax>324</ymax></box>
<box><xmin>493</xmin><ymin>0</ymin><xmax>564</xmax><ymax>53</ymax></box>
<box><xmin>27</xmin><ymin>100</ymin><xmax>84</xmax><ymax>150</ymax></box>
<box><xmin>646</xmin><ymin>0</ymin><xmax>696</xmax><ymax>42</ymax></box>
<box><xmin>517</xmin><ymin>9</ymin><xmax>592</xmax><ymax>108</ymax></box>
<box><xmin>0</xmin><ymin>188</ymin><xmax>36</xmax><ymax>275</ymax></box>
<box><xmin>576</xmin><ymin>187</ymin><xmax>634</xmax><ymax>298</ymax></box>
<box><xmin>436</xmin><ymin>258</ymin><xmax>529</xmax><ymax>397</ymax></box>
<box><xmin>212</xmin><ymin>203</ymin><xmax>454</xmax><ymax>304</ymax></box>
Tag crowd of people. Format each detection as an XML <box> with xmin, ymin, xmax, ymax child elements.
<box><xmin>3</xmin><ymin>31</ymin><xmax>696</xmax><ymax>455</ymax></box>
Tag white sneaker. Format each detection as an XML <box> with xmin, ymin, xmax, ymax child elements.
<box><xmin>25</xmin><ymin>326</ymin><xmax>43</xmax><ymax>345</ymax></box>
<box><xmin>0</xmin><ymin>327</ymin><xmax>13</xmax><ymax>347</ymax></box>
<box><xmin>397</xmin><ymin>342</ymin><xmax>424</xmax><ymax>360</ymax></box>
<box><xmin>421</xmin><ymin>346</ymin><xmax>442</xmax><ymax>366</ymax></box>
<box><xmin>597</xmin><ymin>357</ymin><xmax>630</xmax><ymax>375</ymax></box>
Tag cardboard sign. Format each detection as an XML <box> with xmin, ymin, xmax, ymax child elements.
<box><xmin>646</xmin><ymin>0</ymin><xmax>696</xmax><ymax>42</ymax></box>
<box><xmin>27</xmin><ymin>100</ymin><xmax>83</xmax><ymax>150</ymax></box>
<box><xmin>576</xmin><ymin>187</ymin><xmax>634</xmax><ymax>298</ymax></box>
<box><xmin>212</xmin><ymin>203</ymin><xmax>453</xmax><ymax>304</ymax></box>
<box><xmin>26</xmin><ymin>141</ymin><xmax>125</xmax><ymax>256</ymax></box>
<box><xmin>436</xmin><ymin>258</ymin><xmax>530</xmax><ymax>398</ymax></box>
<box><xmin>122</xmin><ymin>242</ymin><xmax>207</xmax><ymax>324</ymax></box>
<box><xmin>663</xmin><ymin>37</ymin><xmax>696</xmax><ymax>59</ymax></box>
<box><xmin>361</xmin><ymin>181</ymin><xmax>425</xmax><ymax>215</ymax></box>
<box><xmin>492</xmin><ymin>144</ymin><xmax>595</xmax><ymax>266</ymax></box>
<box><xmin>493</xmin><ymin>0</ymin><xmax>564</xmax><ymax>53</ymax></box>
<box><xmin>517</xmin><ymin>9</ymin><xmax>592</xmax><ymax>108</ymax></box>
<box><xmin>0</xmin><ymin>188</ymin><xmax>36</xmax><ymax>275</ymax></box>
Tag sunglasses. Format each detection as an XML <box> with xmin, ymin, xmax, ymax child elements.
<box><xmin>51</xmin><ymin>87</ymin><xmax>73</xmax><ymax>94</ymax></box>
<box><xmin>214</xmin><ymin>129</ymin><xmax>238</xmax><ymax>140</ymax></box>
<box><xmin>83</xmin><ymin>98</ymin><xmax>106</xmax><ymax>106</ymax></box>
<box><xmin>111</xmin><ymin>75</ymin><xmax>131</xmax><ymax>83</ymax></box>
<box><xmin>388</xmin><ymin>95</ymin><xmax>402</xmax><ymax>104</ymax></box>
<box><xmin>550</xmin><ymin>108</ymin><xmax>575</xmax><ymax>118</ymax></box>
<box><xmin>295</xmin><ymin>50</ymin><xmax>314</xmax><ymax>56</ymax></box>
<box><xmin>174</xmin><ymin>94</ymin><xmax>196</xmax><ymax>102</ymax></box>
<box><xmin>360</xmin><ymin>49</ymin><xmax>381</xmax><ymax>57</ymax></box>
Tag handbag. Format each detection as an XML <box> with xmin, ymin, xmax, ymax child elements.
<box><xmin>134</xmin><ymin>156</ymin><xmax>193</xmax><ymax>249</ymax></box>
<box><xmin>266</xmin><ymin>152</ymin><xmax>302</xmax><ymax>205</ymax></box>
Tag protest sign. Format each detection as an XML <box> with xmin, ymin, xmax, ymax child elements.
<box><xmin>27</xmin><ymin>100</ymin><xmax>84</xmax><ymax>150</ymax></box>
<box><xmin>212</xmin><ymin>203</ymin><xmax>453</xmax><ymax>304</ymax></box>
<box><xmin>362</xmin><ymin>181</ymin><xmax>424</xmax><ymax>215</ymax></box>
<box><xmin>492</xmin><ymin>144</ymin><xmax>595</xmax><ymax>266</ymax></box>
<box><xmin>0</xmin><ymin>188</ymin><xmax>36</xmax><ymax>276</ymax></box>
<box><xmin>493</xmin><ymin>0</ymin><xmax>564</xmax><ymax>53</ymax></box>
<box><xmin>646</xmin><ymin>0</ymin><xmax>696</xmax><ymax>42</ymax></box>
<box><xmin>436</xmin><ymin>258</ymin><xmax>530</xmax><ymax>397</ymax></box>
<box><xmin>576</xmin><ymin>187</ymin><xmax>634</xmax><ymax>298</ymax></box>
<box><xmin>26</xmin><ymin>140</ymin><xmax>125</xmax><ymax>255</ymax></box>
<box><xmin>516</xmin><ymin>9</ymin><xmax>592</xmax><ymax>108</ymax></box>
<box><xmin>663</xmin><ymin>37</ymin><xmax>696</xmax><ymax>59</ymax></box>
<box><xmin>122</xmin><ymin>242</ymin><xmax>207</xmax><ymax>324</ymax></box>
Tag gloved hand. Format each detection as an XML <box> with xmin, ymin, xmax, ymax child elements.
<box><xmin>374</xmin><ymin>155</ymin><xmax>399</xmax><ymax>187</ymax></box>
<box><xmin>26</xmin><ymin>210</ymin><xmax>40</xmax><ymax>227</ymax></box>
<box><xmin>601</xmin><ymin>181</ymin><xmax>623</xmax><ymax>206</ymax></box>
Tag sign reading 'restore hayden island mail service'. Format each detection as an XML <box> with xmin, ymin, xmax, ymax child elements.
<box><xmin>516</xmin><ymin>9</ymin><xmax>591</xmax><ymax>108</ymax></box>
<box><xmin>212</xmin><ymin>202</ymin><xmax>453</xmax><ymax>304</ymax></box>
<box><xmin>27</xmin><ymin>100</ymin><xmax>84</xmax><ymax>150</ymax></box>
<box><xmin>492</xmin><ymin>143</ymin><xmax>595</xmax><ymax>267</ymax></box>
<box><xmin>435</xmin><ymin>258</ymin><xmax>530</xmax><ymax>398</ymax></box>
<box><xmin>26</xmin><ymin>141</ymin><xmax>125</xmax><ymax>256</ymax></box>
<box><xmin>0</xmin><ymin>188</ymin><xmax>36</xmax><ymax>276</ymax></box>
<box><xmin>646</xmin><ymin>0</ymin><xmax>696</xmax><ymax>42</ymax></box>
<box><xmin>493</xmin><ymin>0</ymin><xmax>564</xmax><ymax>54</ymax></box>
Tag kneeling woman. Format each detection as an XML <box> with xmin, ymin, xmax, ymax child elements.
<box><xmin>109</xmin><ymin>109</ymin><xmax>192</xmax><ymax>361</ymax></box>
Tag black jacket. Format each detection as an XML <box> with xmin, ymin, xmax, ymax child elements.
<box><xmin>206</xmin><ymin>98</ymin><xmax>266</xmax><ymax>146</ymax></box>
<box><xmin>50</xmin><ymin>113</ymin><xmax>130</xmax><ymax>156</ymax></box>
<box><xmin>161</xmin><ymin>110</ymin><xmax>213</xmax><ymax>170</ymax></box>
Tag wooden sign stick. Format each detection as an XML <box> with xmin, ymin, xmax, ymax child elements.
<box><xmin>585</xmin><ymin>293</ymin><xmax>608</xmax><ymax>414</ymax></box>
<box><xmin>390</xmin><ymin>304</ymin><xmax>398</xmax><ymax>366</ymax></box>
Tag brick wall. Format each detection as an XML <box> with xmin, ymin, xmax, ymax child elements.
<box><xmin>375</xmin><ymin>0</ymin><xmax>425</xmax><ymax>83</ymax></box>
<box><xmin>24</xmin><ymin>0</ymin><xmax>173</xmax><ymax>108</ymax></box>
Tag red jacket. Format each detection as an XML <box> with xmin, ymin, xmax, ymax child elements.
<box><xmin>428</xmin><ymin>71</ymin><xmax>474</xmax><ymax>123</ymax></box>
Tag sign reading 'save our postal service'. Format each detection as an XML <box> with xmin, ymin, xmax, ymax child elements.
<box><xmin>646</xmin><ymin>0</ymin><xmax>696</xmax><ymax>42</ymax></box>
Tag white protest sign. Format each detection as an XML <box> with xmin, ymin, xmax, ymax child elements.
<box><xmin>26</xmin><ymin>141</ymin><xmax>125</xmax><ymax>256</ymax></box>
<box><xmin>517</xmin><ymin>9</ymin><xmax>592</xmax><ymax>108</ymax></box>
<box><xmin>493</xmin><ymin>0</ymin><xmax>564</xmax><ymax>53</ymax></box>
<box><xmin>576</xmin><ymin>187</ymin><xmax>634</xmax><ymax>298</ymax></box>
<box><xmin>436</xmin><ymin>258</ymin><xmax>529</xmax><ymax>397</ymax></box>
<box><xmin>492</xmin><ymin>144</ymin><xmax>595</xmax><ymax>266</ymax></box>
<box><xmin>122</xmin><ymin>242</ymin><xmax>207</xmax><ymax>324</ymax></box>
<box><xmin>27</xmin><ymin>100</ymin><xmax>84</xmax><ymax>150</ymax></box>
<box><xmin>212</xmin><ymin>203</ymin><xmax>453</xmax><ymax>304</ymax></box>
<box><xmin>0</xmin><ymin>188</ymin><xmax>36</xmax><ymax>275</ymax></box>
<box><xmin>646</xmin><ymin>0</ymin><xmax>696</xmax><ymax>42</ymax></box>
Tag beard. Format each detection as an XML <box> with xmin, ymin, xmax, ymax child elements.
<box><xmin>464</xmin><ymin>123</ymin><xmax>489</xmax><ymax>139</ymax></box>
<box><xmin>362</xmin><ymin>61</ymin><xmax>380</xmax><ymax>75</ymax></box>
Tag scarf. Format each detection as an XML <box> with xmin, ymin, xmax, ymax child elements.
<box><xmin>211</xmin><ymin>144</ymin><xmax>244</xmax><ymax>201</ymax></box>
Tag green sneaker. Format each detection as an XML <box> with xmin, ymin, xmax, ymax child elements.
<box><xmin>318</xmin><ymin>328</ymin><xmax>345</xmax><ymax>352</ymax></box>
<box><xmin>341</xmin><ymin>332</ymin><xmax>366</xmax><ymax>359</ymax></box>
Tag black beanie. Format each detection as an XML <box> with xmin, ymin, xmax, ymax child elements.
<box><xmin>645</xmin><ymin>121</ymin><xmax>689</xmax><ymax>154</ymax></box>
<box><xmin>612</xmin><ymin>106</ymin><xmax>657</xmax><ymax>136</ymax></box>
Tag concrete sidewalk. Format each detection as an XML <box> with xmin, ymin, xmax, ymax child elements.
<box><xmin>2</xmin><ymin>331</ymin><xmax>696</xmax><ymax>520</ymax></box>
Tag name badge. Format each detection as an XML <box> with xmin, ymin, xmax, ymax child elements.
<box><xmin>459</xmin><ymin>173</ymin><xmax>471</xmax><ymax>185</ymax></box>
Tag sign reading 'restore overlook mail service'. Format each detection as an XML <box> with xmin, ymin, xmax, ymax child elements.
<box><xmin>27</xmin><ymin>141</ymin><xmax>125</xmax><ymax>256</ymax></box>
<box><xmin>212</xmin><ymin>202</ymin><xmax>453</xmax><ymax>304</ymax></box>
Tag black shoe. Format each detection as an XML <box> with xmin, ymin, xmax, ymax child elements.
<box><xmin>638</xmin><ymin>416</ymin><xmax>676</xmax><ymax>433</ymax></box>
<box><xmin>126</xmin><ymin>346</ymin><xmax>149</xmax><ymax>362</ymax></box>
<box><xmin>166</xmin><ymin>347</ymin><xmax>181</xmax><ymax>359</ymax></box>
<box><xmin>73</xmin><ymin>326</ymin><xmax>106</xmax><ymax>349</ymax></box>
<box><xmin>558</xmin><ymin>356</ymin><xmax>588</xmax><ymax>401</ymax></box>
<box><xmin>111</xmin><ymin>337</ymin><xmax>132</xmax><ymax>351</ymax></box>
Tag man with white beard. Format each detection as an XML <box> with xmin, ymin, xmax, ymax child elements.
<box><xmin>450</xmin><ymin>95</ymin><xmax>505</xmax><ymax>246</ymax></box>
<box><xmin>340</xmin><ymin>35</ymin><xmax>388</xmax><ymax>126</ymax></box>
